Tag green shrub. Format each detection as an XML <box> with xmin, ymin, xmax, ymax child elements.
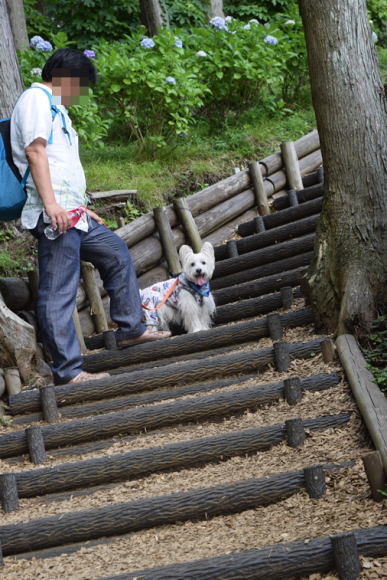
<box><xmin>368</xmin><ymin>0</ymin><xmax>387</xmax><ymax>46</ymax></box>
<box><xmin>363</xmin><ymin>316</ymin><xmax>387</xmax><ymax>390</ymax></box>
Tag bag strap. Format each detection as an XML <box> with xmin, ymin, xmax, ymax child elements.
<box><xmin>142</xmin><ymin>278</ymin><xmax>179</xmax><ymax>311</ymax></box>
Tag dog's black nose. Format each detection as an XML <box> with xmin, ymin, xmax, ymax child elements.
<box><xmin>196</xmin><ymin>268</ymin><xmax>202</xmax><ymax>274</ymax></box>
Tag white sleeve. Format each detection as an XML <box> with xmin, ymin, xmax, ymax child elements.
<box><xmin>13</xmin><ymin>88</ymin><xmax>53</xmax><ymax>150</ymax></box>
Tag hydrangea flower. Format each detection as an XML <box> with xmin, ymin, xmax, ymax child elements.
<box><xmin>30</xmin><ymin>35</ymin><xmax>44</xmax><ymax>47</ymax></box>
<box><xmin>264</xmin><ymin>35</ymin><xmax>278</xmax><ymax>45</ymax></box>
<box><xmin>210</xmin><ymin>16</ymin><xmax>229</xmax><ymax>31</ymax></box>
<box><xmin>196</xmin><ymin>50</ymin><xmax>207</xmax><ymax>57</ymax></box>
<box><xmin>174</xmin><ymin>39</ymin><xmax>183</xmax><ymax>48</ymax></box>
<box><xmin>84</xmin><ymin>49</ymin><xmax>96</xmax><ymax>59</ymax></box>
<box><xmin>285</xmin><ymin>20</ymin><xmax>295</xmax><ymax>25</ymax></box>
<box><xmin>373</xmin><ymin>31</ymin><xmax>378</xmax><ymax>42</ymax></box>
<box><xmin>225</xmin><ymin>16</ymin><xmax>233</xmax><ymax>23</ymax></box>
<box><xmin>30</xmin><ymin>67</ymin><xmax>42</xmax><ymax>76</ymax></box>
<box><xmin>264</xmin><ymin>23</ymin><xmax>268</xmax><ymax>28</ymax></box>
<box><xmin>249</xmin><ymin>19</ymin><xmax>259</xmax><ymax>25</ymax></box>
<box><xmin>165</xmin><ymin>76</ymin><xmax>176</xmax><ymax>84</ymax></box>
<box><xmin>141</xmin><ymin>38</ymin><xmax>155</xmax><ymax>49</ymax></box>
<box><xmin>244</xmin><ymin>23</ymin><xmax>251</xmax><ymax>30</ymax></box>
<box><xmin>36</xmin><ymin>40</ymin><xmax>53</xmax><ymax>52</ymax></box>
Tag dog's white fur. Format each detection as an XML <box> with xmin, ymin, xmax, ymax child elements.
<box><xmin>148</xmin><ymin>242</ymin><xmax>216</xmax><ymax>333</ymax></box>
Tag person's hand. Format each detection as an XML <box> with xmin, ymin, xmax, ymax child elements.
<box><xmin>45</xmin><ymin>202</ymin><xmax>72</xmax><ymax>234</ymax></box>
<box><xmin>87</xmin><ymin>209</ymin><xmax>107</xmax><ymax>227</ymax></box>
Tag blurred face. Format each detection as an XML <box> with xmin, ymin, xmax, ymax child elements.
<box><xmin>51</xmin><ymin>68</ymin><xmax>89</xmax><ymax>107</ymax></box>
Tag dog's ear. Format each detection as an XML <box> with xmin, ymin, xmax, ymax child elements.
<box><xmin>201</xmin><ymin>242</ymin><xmax>214</xmax><ymax>261</ymax></box>
<box><xmin>179</xmin><ymin>245</ymin><xmax>194</xmax><ymax>267</ymax></box>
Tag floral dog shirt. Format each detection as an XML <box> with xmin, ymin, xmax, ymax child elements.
<box><xmin>140</xmin><ymin>273</ymin><xmax>210</xmax><ymax>326</ymax></box>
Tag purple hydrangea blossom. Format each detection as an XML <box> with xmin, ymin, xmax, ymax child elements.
<box><xmin>210</xmin><ymin>17</ymin><xmax>229</xmax><ymax>31</ymax></box>
<box><xmin>264</xmin><ymin>23</ymin><xmax>268</xmax><ymax>28</ymax></box>
<box><xmin>84</xmin><ymin>49</ymin><xmax>96</xmax><ymax>59</ymax></box>
<box><xmin>30</xmin><ymin>35</ymin><xmax>44</xmax><ymax>47</ymax></box>
<box><xmin>264</xmin><ymin>35</ymin><xmax>278</xmax><ymax>45</ymax></box>
<box><xmin>141</xmin><ymin>37</ymin><xmax>155</xmax><ymax>49</ymax></box>
<box><xmin>165</xmin><ymin>76</ymin><xmax>176</xmax><ymax>84</ymax></box>
<box><xmin>36</xmin><ymin>40</ymin><xmax>53</xmax><ymax>52</ymax></box>
<box><xmin>30</xmin><ymin>67</ymin><xmax>42</xmax><ymax>76</ymax></box>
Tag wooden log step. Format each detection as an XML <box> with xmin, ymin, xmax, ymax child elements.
<box><xmin>214</xmin><ymin>214</ymin><xmax>319</xmax><ymax>261</ymax></box>
<box><xmin>302</xmin><ymin>169</ymin><xmax>320</xmax><ymax>188</ymax></box>
<box><xmin>1</xmin><ymin>340</ymin><xmax>328</xmax><ymax>457</ymax></box>
<box><xmin>11</xmin><ymin>412</ymin><xmax>347</xmax><ymax>500</ymax></box>
<box><xmin>0</xmin><ymin>462</ymin><xmax>345</xmax><ymax>556</ymax></box>
<box><xmin>237</xmin><ymin>197</ymin><xmax>323</xmax><ymax>238</ymax></box>
<box><xmin>81</xmin><ymin>526</ymin><xmax>387</xmax><ymax>580</ymax></box>
<box><xmin>80</xmin><ymin>309</ymin><xmax>313</xmax><ymax>375</ymax></box>
<box><xmin>211</xmin><ymin>252</ymin><xmax>312</xmax><ymax>291</ymax></box>
<box><xmin>213</xmin><ymin>233</ymin><xmax>315</xmax><ymax>280</ymax></box>
<box><xmin>13</xmin><ymin>370</ymin><xmax>338</xmax><ymax>425</ymax></box>
<box><xmin>213</xmin><ymin>267</ymin><xmax>305</xmax><ymax>306</ymax></box>
<box><xmin>9</xmin><ymin>338</ymin><xmax>325</xmax><ymax>417</ymax></box>
<box><xmin>272</xmin><ymin>182</ymin><xmax>324</xmax><ymax>211</ymax></box>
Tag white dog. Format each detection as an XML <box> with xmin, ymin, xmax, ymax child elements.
<box><xmin>140</xmin><ymin>242</ymin><xmax>216</xmax><ymax>333</ymax></box>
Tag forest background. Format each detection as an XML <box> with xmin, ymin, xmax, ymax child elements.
<box><xmin>2</xmin><ymin>0</ymin><xmax>387</xmax><ymax>277</ymax></box>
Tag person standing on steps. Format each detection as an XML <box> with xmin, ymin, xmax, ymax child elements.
<box><xmin>11</xmin><ymin>48</ymin><xmax>171</xmax><ymax>386</ymax></box>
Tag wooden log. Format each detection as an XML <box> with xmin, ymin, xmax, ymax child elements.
<box><xmin>174</xmin><ymin>198</ymin><xmax>202</xmax><ymax>254</ymax></box>
<box><xmin>78</xmin><ymin>308</ymin><xmax>96</xmax><ymax>338</ymax></box>
<box><xmin>211</xmin><ymin>252</ymin><xmax>313</xmax><ymax>292</ymax></box>
<box><xmin>288</xmin><ymin>190</ymin><xmax>299</xmax><ymax>206</ymax></box>
<box><xmin>227</xmin><ymin>240</ymin><xmax>238</xmax><ymax>258</ymax></box>
<box><xmin>281</xmin><ymin>287</ymin><xmax>294</xmax><ymax>310</ymax></box>
<box><xmin>26</xmin><ymin>426</ymin><xmax>46</xmax><ymax>464</ymax></box>
<box><xmin>103</xmin><ymin>330</ymin><xmax>117</xmax><ymax>351</ymax></box>
<box><xmin>40</xmin><ymin>386</ymin><xmax>59</xmax><ymax>424</ymax></box>
<box><xmin>72</xmin><ymin>306</ymin><xmax>87</xmax><ymax>355</ymax></box>
<box><xmin>267</xmin><ymin>313</ymin><xmax>283</xmax><ymax>340</ymax></box>
<box><xmin>5</xmin><ymin>338</ymin><xmax>327</xmax><ymax>430</ymax></box>
<box><xmin>154</xmin><ymin>206</ymin><xmax>182</xmax><ymax>275</ymax></box>
<box><xmin>284</xmin><ymin>377</ymin><xmax>303</xmax><ymax>406</ymax></box>
<box><xmin>286</xmin><ymin>418</ymin><xmax>305</xmax><ymax>447</ymax></box>
<box><xmin>0</xmin><ymin>277</ymin><xmax>32</xmax><ymax>312</ymax></box>
<box><xmin>336</xmin><ymin>335</ymin><xmax>387</xmax><ymax>475</ymax></box>
<box><xmin>259</xmin><ymin>129</ymin><xmax>320</xmax><ymax>177</ymax></box>
<box><xmin>249</xmin><ymin>161</ymin><xmax>270</xmax><ymax>216</ymax></box>
<box><xmin>254</xmin><ymin>216</ymin><xmax>265</xmax><ymax>233</ymax></box>
<box><xmin>362</xmin><ymin>451</ymin><xmax>387</xmax><ymax>502</ymax></box>
<box><xmin>202</xmin><ymin>208</ymin><xmax>258</xmax><ymax>249</ymax></box>
<box><xmin>317</xmin><ymin>167</ymin><xmax>324</xmax><ymax>183</ymax></box>
<box><xmin>195</xmin><ymin>189</ymin><xmax>255</xmax><ymax>238</ymax></box>
<box><xmin>48</xmin><ymin>525</ymin><xmax>387</xmax><ymax>580</ymax></box>
<box><xmin>237</xmin><ymin>197</ymin><xmax>323</xmax><ymax>237</ymax></box>
<box><xmin>330</xmin><ymin>532</ymin><xmax>362</xmax><ymax>580</ymax></box>
<box><xmin>4</xmin><ymin>367</ymin><xmax>21</xmax><ymax>395</ymax></box>
<box><xmin>81</xmin><ymin>309</ymin><xmax>314</xmax><ymax>374</ymax></box>
<box><xmin>0</xmin><ymin>541</ymin><xmax>3</xmax><ymax>568</ymax></box>
<box><xmin>11</xmin><ymin>412</ymin><xmax>348</xmax><ymax>498</ymax></box>
<box><xmin>0</xmin><ymin>466</ymin><xmax>337</xmax><ymax>556</ymax></box>
<box><xmin>0</xmin><ymin>473</ymin><xmax>19</xmax><ymax>512</ymax></box>
<box><xmin>81</xmin><ymin>261</ymin><xmax>108</xmax><ymax>333</ymax></box>
<box><xmin>303</xmin><ymin>169</ymin><xmax>320</xmax><ymax>187</ymax></box>
<box><xmin>321</xmin><ymin>339</ymin><xmax>336</xmax><ymax>363</ymax></box>
<box><xmin>13</xmin><ymin>372</ymin><xmax>339</xmax><ymax>425</ymax></box>
<box><xmin>0</xmin><ymin>371</ymin><xmax>5</xmax><ymax>398</ymax></box>
<box><xmin>89</xmin><ymin>190</ymin><xmax>138</xmax><ymax>203</ymax></box>
<box><xmin>213</xmin><ymin>234</ymin><xmax>315</xmax><ymax>280</ymax></box>
<box><xmin>213</xmin><ymin>267</ymin><xmax>306</xmax><ymax>307</ymax></box>
<box><xmin>281</xmin><ymin>142</ymin><xmax>304</xmax><ymax>191</ymax></box>
<box><xmin>272</xmin><ymin>182</ymin><xmax>324</xmax><ymax>211</ymax></box>
<box><xmin>214</xmin><ymin>214</ymin><xmax>319</xmax><ymax>261</ymax></box>
<box><xmin>304</xmin><ymin>465</ymin><xmax>326</xmax><ymax>499</ymax></box>
<box><xmin>274</xmin><ymin>341</ymin><xmax>291</xmax><ymax>372</ymax></box>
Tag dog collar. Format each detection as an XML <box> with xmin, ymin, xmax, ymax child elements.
<box><xmin>188</xmin><ymin>279</ymin><xmax>210</xmax><ymax>297</ymax></box>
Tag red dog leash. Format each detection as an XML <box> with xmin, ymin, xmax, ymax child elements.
<box><xmin>142</xmin><ymin>277</ymin><xmax>179</xmax><ymax>311</ymax></box>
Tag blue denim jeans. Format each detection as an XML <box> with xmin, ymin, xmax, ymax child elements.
<box><xmin>30</xmin><ymin>214</ymin><xmax>146</xmax><ymax>385</ymax></box>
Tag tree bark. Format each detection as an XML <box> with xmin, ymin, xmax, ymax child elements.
<box><xmin>6</xmin><ymin>0</ymin><xmax>29</xmax><ymax>51</ymax></box>
<box><xmin>298</xmin><ymin>0</ymin><xmax>387</xmax><ymax>336</ymax></box>
<box><xmin>0</xmin><ymin>0</ymin><xmax>24</xmax><ymax>118</ymax></box>
<box><xmin>210</xmin><ymin>0</ymin><xmax>224</xmax><ymax>18</ymax></box>
<box><xmin>139</xmin><ymin>0</ymin><xmax>168</xmax><ymax>37</ymax></box>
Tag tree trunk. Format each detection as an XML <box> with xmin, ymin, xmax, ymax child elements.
<box><xmin>0</xmin><ymin>0</ymin><xmax>24</xmax><ymax>117</ymax></box>
<box><xmin>298</xmin><ymin>0</ymin><xmax>387</xmax><ymax>336</ymax></box>
<box><xmin>6</xmin><ymin>0</ymin><xmax>29</xmax><ymax>51</ymax></box>
<box><xmin>210</xmin><ymin>0</ymin><xmax>224</xmax><ymax>18</ymax></box>
<box><xmin>139</xmin><ymin>0</ymin><xmax>169</xmax><ymax>37</ymax></box>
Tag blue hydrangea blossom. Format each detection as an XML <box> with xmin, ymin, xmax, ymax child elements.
<box><xmin>264</xmin><ymin>35</ymin><xmax>278</xmax><ymax>45</ymax></box>
<box><xmin>225</xmin><ymin>16</ymin><xmax>233</xmax><ymax>23</ymax></box>
<box><xmin>373</xmin><ymin>31</ymin><xmax>378</xmax><ymax>42</ymax></box>
<box><xmin>30</xmin><ymin>68</ymin><xmax>42</xmax><ymax>76</ymax></box>
<box><xmin>141</xmin><ymin>38</ymin><xmax>155</xmax><ymax>49</ymax></box>
<box><xmin>165</xmin><ymin>76</ymin><xmax>176</xmax><ymax>84</ymax></box>
<box><xmin>249</xmin><ymin>19</ymin><xmax>259</xmax><ymax>25</ymax></box>
<box><xmin>30</xmin><ymin>36</ymin><xmax>44</xmax><ymax>47</ymax></box>
<box><xmin>84</xmin><ymin>50</ymin><xmax>96</xmax><ymax>59</ymax></box>
<box><xmin>174</xmin><ymin>39</ymin><xmax>183</xmax><ymax>48</ymax></box>
<box><xmin>285</xmin><ymin>20</ymin><xmax>295</xmax><ymax>25</ymax></box>
<box><xmin>244</xmin><ymin>24</ymin><xmax>251</xmax><ymax>30</ymax></box>
<box><xmin>36</xmin><ymin>40</ymin><xmax>53</xmax><ymax>52</ymax></box>
<box><xmin>210</xmin><ymin>17</ymin><xmax>229</xmax><ymax>31</ymax></box>
<box><xmin>196</xmin><ymin>50</ymin><xmax>207</xmax><ymax>57</ymax></box>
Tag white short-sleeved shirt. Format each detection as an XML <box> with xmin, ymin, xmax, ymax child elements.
<box><xmin>11</xmin><ymin>82</ymin><xmax>88</xmax><ymax>230</ymax></box>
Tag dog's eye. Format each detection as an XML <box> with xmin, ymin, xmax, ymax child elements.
<box><xmin>191</xmin><ymin>262</ymin><xmax>195</xmax><ymax>267</ymax></box>
<box><xmin>202</xmin><ymin>261</ymin><xmax>206</xmax><ymax>265</ymax></box>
